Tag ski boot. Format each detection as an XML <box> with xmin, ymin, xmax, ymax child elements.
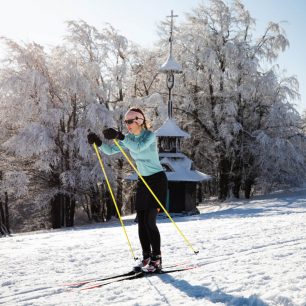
<box><xmin>133</xmin><ymin>253</ymin><xmax>151</xmax><ymax>272</ymax></box>
<box><xmin>142</xmin><ymin>255</ymin><xmax>162</xmax><ymax>273</ymax></box>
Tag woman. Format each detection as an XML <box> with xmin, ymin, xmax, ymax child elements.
<box><xmin>87</xmin><ymin>107</ymin><xmax>168</xmax><ymax>273</ymax></box>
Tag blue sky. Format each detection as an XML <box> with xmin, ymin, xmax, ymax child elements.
<box><xmin>0</xmin><ymin>0</ymin><xmax>304</xmax><ymax>113</ymax></box>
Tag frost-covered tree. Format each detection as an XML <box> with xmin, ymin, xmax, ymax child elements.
<box><xmin>164</xmin><ymin>0</ymin><xmax>304</xmax><ymax>199</ymax></box>
<box><xmin>126</xmin><ymin>47</ymin><xmax>164</xmax><ymax>98</ymax></box>
<box><xmin>0</xmin><ymin>38</ymin><xmax>115</xmax><ymax>229</ymax></box>
<box><xmin>64</xmin><ymin>20</ymin><xmax>130</xmax><ymax>106</ymax></box>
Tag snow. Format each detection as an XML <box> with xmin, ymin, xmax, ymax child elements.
<box><xmin>159</xmin><ymin>55</ymin><xmax>182</xmax><ymax>73</ymax></box>
<box><xmin>1</xmin><ymin>188</ymin><xmax>306</xmax><ymax>305</ymax></box>
<box><xmin>160</xmin><ymin>156</ymin><xmax>211</xmax><ymax>182</ymax></box>
<box><xmin>155</xmin><ymin>118</ymin><xmax>190</xmax><ymax>138</ymax></box>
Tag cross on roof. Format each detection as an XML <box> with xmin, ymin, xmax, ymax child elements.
<box><xmin>167</xmin><ymin>10</ymin><xmax>178</xmax><ymax>55</ymax></box>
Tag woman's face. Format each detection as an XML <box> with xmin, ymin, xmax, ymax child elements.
<box><xmin>124</xmin><ymin>112</ymin><xmax>143</xmax><ymax>135</ymax></box>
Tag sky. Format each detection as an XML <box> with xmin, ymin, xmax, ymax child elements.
<box><xmin>0</xmin><ymin>0</ymin><xmax>305</xmax><ymax>113</ymax></box>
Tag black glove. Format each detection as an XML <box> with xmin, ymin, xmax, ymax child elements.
<box><xmin>87</xmin><ymin>132</ymin><xmax>102</xmax><ymax>146</ymax></box>
<box><xmin>117</xmin><ymin>131</ymin><xmax>125</xmax><ymax>141</ymax></box>
<box><xmin>103</xmin><ymin>128</ymin><xmax>125</xmax><ymax>141</ymax></box>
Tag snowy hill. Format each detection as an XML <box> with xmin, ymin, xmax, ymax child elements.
<box><xmin>0</xmin><ymin>188</ymin><xmax>306</xmax><ymax>305</ymax></box>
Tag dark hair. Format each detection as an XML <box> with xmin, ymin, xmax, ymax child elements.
<box><xmin>128</xmin><ymin>107</ymin><xmax>149</xmax><ymax>129</ymax></box>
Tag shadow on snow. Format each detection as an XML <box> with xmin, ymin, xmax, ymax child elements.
<box><xmin>159</xmin><ymin>273</ymin><xmax>270</xmax><ymax>306</ymax></box>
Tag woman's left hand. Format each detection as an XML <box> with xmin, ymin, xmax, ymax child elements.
<box><xmin>103</xmin><ymin>128</ymin><xmax>125</xmax><ymax>140</ymax></box>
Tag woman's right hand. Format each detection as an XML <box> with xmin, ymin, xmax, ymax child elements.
<box><xmin>87</xmin><ymin>132</ymin><xmax>102</xmax><ymax>146</ymax></box>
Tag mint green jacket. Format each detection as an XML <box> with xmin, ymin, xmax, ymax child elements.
<box><xmin>99</xmin><ymin>129</ymin><xmax>163</xmax><ymax>176</ymax></box>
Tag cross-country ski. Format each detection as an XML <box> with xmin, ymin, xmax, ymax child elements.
<box><xmin>63</xmin><ymin>262</ymin><xmax>189</xmax><ymax>288</ymax></box>
<box><xmin>79</xmin><ymin>266</ymin><xmax>196</xmax><ymax>291</ymax></box>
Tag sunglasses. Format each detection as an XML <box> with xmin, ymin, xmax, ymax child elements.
<box><xmin>124</xmin><ymin>118</ymin><xmax>137</xmax><ymax>125</ymax></box>
<box><xmin>124</xmin><ymin>116</ymin><xmax>144</xmax><ymax>125</ymax></box>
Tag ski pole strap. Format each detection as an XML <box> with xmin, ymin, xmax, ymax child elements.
<box><xmin>93</xmin><ymin>143</ymin><xmax>138</xmax><ymax>260</ymax></box>
<box><xmin>113</xmin><ymin>139</ymin><xmax>199</xmax><ymax>255</ymax></box>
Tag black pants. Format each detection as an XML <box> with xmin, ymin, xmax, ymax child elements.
<box><xmin>137</xmin><ymin>209</ymin><xmax>161</xmax><ymax>256</ymax></box>
<box><xmin>135</xmin><ymin>171</ymin><xmax>167</xmax><ymax>210</ymax></box>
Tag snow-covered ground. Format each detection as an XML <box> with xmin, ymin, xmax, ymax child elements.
<box><xmin>0</xmin><ymin>188</ymin><xmax>306</xmax><ymax>306</ymax></box>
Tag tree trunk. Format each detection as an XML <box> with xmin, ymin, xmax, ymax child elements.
<box><xmin>218</xmin><ymin>156</ymin><xmax>231</xmax><ymax>200</ymax></box>
<box><xmin>232</xmin><ymin>177</ymin><xmax>241</xmax><ymax>198</ymax></box>
<box><xmin>98</xmin><ymin>186</ymin><xmax>107</xmax><ymax>222</ymax></box>
<box><xmin>90</xmin><ymin>191</ymin><xmax>101</xmax><ymax>222</ymax></box>
<box><xmin>82</xmin><ymin>195</ymin><xmax>91</xmax><ymax>221</ymax></box>
<box><xmin>244</xmin><ymin>178</ymin><xmax>254</xmax><ymax>199</ymax></box>
<box><xmin>0</xmin><ymin>200</ymin><xmax>5</xmax><ymax>236</ymax></box>
<box><xmin>105</xmin><ymin>189</ymin><xmax>113</xmax><ymax>221</ymax></box>
<box><xmin>50</xmin><ymin>195</ymin><xmax>59</xmax><ymax>229</ymax></box>
<box><xmin>232</xmin><ymin>160</ymin><xmax>242</xmax><ymax>199</ymax></box>
<box><xmin>51</xmin><ymin>194</ymin><xmax>62</xmax><ymax>229</ymax></box>
<box><xmin>4</xmin><ymin>192</ymin><xmax>10</xmax><ymax>233</ymax></box>
<box><xmin>243</xmin><ymin>155</ymin><xmax>256</xmax><ymax>199</ymax></box>
<box><xmin>50</xmin><ymin>193</ymin><xmax>75</xmax><ymax>228</ymax></box>
<box><xmin>196</xmin><ymin>183</ymin><xmax>203</xmax><ymax>204</ymax></box>
<box><xmin>65</xmin><ymin>195</ymin><xmax>75</xmax><ymax>227</ymax></box>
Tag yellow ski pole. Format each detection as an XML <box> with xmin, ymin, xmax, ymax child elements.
<box><xmin>113</xmin><ymin>139</ymin><xmax>199</xmax><ymax>255</ymax></box>
<box><xmin>93</xmin><ymin>143</ymin><xmax>138</xmax><ymax>260</ymax></box>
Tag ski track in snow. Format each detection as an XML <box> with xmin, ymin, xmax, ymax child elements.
<box><xmin>0</xmin><ymin>188</ymin><xmax>306</xmax><ymax>305</ymax></box>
